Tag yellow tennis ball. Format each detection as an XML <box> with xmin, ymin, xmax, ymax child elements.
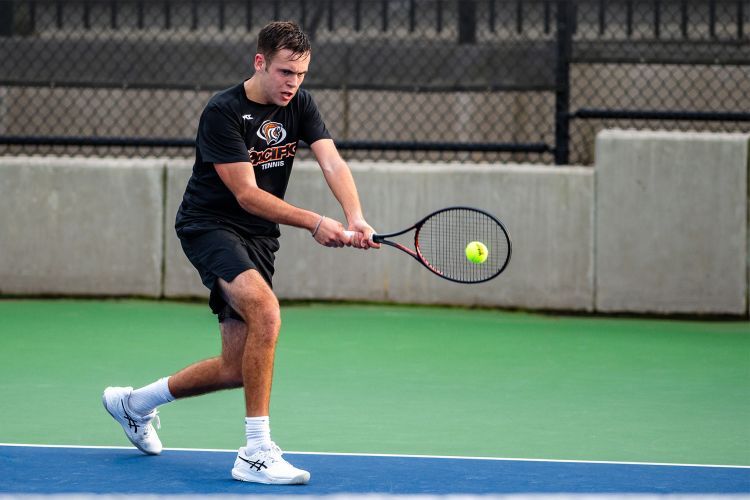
<box><xmin>465</xmin><ymin>241</ymin><xmax>489</xmax><ymax>264</ymax></box>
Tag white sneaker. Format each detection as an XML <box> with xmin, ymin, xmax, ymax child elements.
<box><xmin>231</xmin><ymin>444</ymin><xmax>310</xmax><ymax>485</ymax></box>
<box><xmin>102</xmin><ymin>386</ymin><xmax>162</xmax><ymax>455</ymax></box>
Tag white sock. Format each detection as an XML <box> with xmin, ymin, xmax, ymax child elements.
<box><xmin>245</xmin><ymin>416</ymin><xmax>272</xmax><ymax>453</ymax></box>
<box><xmin>128</xmin><ymin>377</ymin><xmax>175</xmax><ymax>415</ymax></box>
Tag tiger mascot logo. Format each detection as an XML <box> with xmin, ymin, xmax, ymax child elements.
<box><xmin>256</xmin><ymin>120</ymin><xmax>287</xmax><ymax>146</ymax></box>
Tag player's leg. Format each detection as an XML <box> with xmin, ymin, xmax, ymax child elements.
<box><xmin>101</xmin><ymin>318</ymin><xmax>247</xmax><ymax>455</ymax></box>
<box><xmin>167</xmin><ymin>317</ymin><xmax>246</xmax><ymax>397</ymax></box>
<box><xmin>102</xmin><ymin>229</ymin><xmax>255</xmax><ymax>454</ymax></box>
<box><xmin>218</xmin><ymin>269</ymin><xmax>310</xmax><ymax>485</ymax></box>
<box><xmin>217</xmin><ymin>268</ymin><xmax>280</xmax><ymax>417</ymax></box>
<box><xmin>103</xmin><ymin>303</ymin><xmax>250</xmax><ymax>455</ymax></box>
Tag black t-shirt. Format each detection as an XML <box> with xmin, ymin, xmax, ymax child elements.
<box><xmin>176</xmin><ymin>82</ymin><xmax>331</xmax><ymax>238</ymax></box>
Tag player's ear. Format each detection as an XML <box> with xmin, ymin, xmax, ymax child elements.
<box><xmin>253</xmin><ymin>54</ymin><xmax>265</xmax><ymax>73</ymax></box>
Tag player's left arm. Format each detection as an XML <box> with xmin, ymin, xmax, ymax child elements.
<box><xmin>310</xmin><ymin>138</ymin><xmax>379</xmax><ymax>249</ymax></box>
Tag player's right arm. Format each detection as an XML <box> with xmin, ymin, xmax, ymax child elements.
<box><xmin>214</xmin><ymin>161</ymin><xmax>348</xmax><ymax>248</ymax></box>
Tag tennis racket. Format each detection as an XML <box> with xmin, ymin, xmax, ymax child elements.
<box><xmin>346</xmin><ymin>206</ymin><xmax>511</xmax><ymax>284</ymax></box>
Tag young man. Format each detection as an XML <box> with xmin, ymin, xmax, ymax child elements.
<box><xmin>103</xmin><ymin>21</ymin><xmax>378</xmax><ymax>485</ymax></box>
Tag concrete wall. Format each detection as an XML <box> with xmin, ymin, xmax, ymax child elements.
<box><xmin>1</xmin><ymin>129</ymin><xmax>748</xmax><ymax>316</ymax></box>
<box><xmin>0</xmin><ymin>156</ymin><xmax>163</xmax><ymax>296</ymax></box>
<box><xmin>595</xmin><ymin>130</ymin><xmax>749</xmax><ymax>315</ymax></box>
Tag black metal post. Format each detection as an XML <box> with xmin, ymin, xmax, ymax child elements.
<box><xmin>739</xmin><ymin>0</ymin><xmax>744</xmax><ymax>40</ymax></box>
<box><xmin>163</xmin><ymin>1</ymin><xmax>170</xmax><ymax>30</ymax></box>
<box><xmin>354</xmin><ymin>0</ymin><xmax>361</xmax><ymax>31</ymax></box>
<box><xmin>83</xmin><ymin>1</ymin><xmax>90</xmax><ymax>30</ymax></box>
<box><xmin>111</xmin><ymin>1</ymin><xmax>118</xmax><ymax>29</ymax></box>
<box><xmin>0</xmin><ymin>0</ymin><xmax>14</xmax><ymax>36</ymax></box>
<box><xmin>516</xmin><ymin>0</ymin><xmax>523</xmax><ymax>34</ymax></box>
<box><xmin>437</xmin><ymin>0</ymin><xmax>443</xmax><ymax>33</ymax></box>
<box><xmin>458</xmin><ymin>0</ymin><xmax>477</xmax><ymax>44</ymax></box>
<box><xmin>137</xmin><ymin>1</ymin><xmax>144</xmax><ymax>30</ymax></box>
<box><xmin>409</xmin><ymin>0</ymin><xmax>415</xmax><ymax>32</ymax></box>
<box><xmin>626</xmin><ymin>0</ymin><xmax>633</xmax><ymax>37</ymax></box>
<box><xmin>554</xmin><ymin>0</ymin><xmax>573</xmax><ymax>165</ymax></box>
<box><xmin>654</xmin><ymin>0</ymin><xmax>661</xmax><ymax>39</ymax></box>
<box><xmin>381</xmin><ymin>0</ymin><xmax>388</xmax><ymax>32</ymax></box>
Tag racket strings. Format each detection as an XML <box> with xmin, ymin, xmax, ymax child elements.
<box><xmin>416</xmin><ymin>208</ymin><xmax>509</xmax><ymax>283</ymax></box>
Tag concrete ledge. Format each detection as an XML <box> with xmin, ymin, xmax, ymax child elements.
<box><xmin>595</xmin><ymin>130</ymin><xmax>749</xmax><ymax>315</ymax></box>
<box><xmin>0</xmin><ymin>156</ymin><xmax>164</xmax><ymax>296</ymax></box>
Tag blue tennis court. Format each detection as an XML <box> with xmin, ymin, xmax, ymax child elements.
<box><xmin>1</xmin><ymin>444</ymin><xmax>748</xmax><ymax>495</ymax></box>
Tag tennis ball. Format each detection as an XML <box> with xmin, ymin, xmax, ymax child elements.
<box><xmin>465</xmin><ymin>241</ymin><xmax>489</xmax><ymax>264</ymax></box>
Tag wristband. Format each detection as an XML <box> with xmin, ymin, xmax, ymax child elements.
<box><xmin>311</xmin><ymin>216</ymin><xmax>324</xmax><ymax>237</ymax></box>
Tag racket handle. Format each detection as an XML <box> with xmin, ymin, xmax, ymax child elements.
<box><xmin>343</xmin><ymin>230</ymin><xmax>379</xmax><ymax>243</ymax></box>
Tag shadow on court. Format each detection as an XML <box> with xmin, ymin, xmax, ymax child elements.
<box><xmin>1</xmin><ymin>445</ymin><xmax>748</xmax><ymax>495</ymax></box>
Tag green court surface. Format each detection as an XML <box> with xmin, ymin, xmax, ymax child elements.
<box><xmin>0</xmin><ymin>299</ymin><xmax>748</xmax><ymax>466</ymax></box>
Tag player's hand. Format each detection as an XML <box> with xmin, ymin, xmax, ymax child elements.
<box><xmin>312</xmin><ymin>216</ymin><xmax>349</xmax><ymax>248</ymax></box>
<box><xmin>347</xmin><ymin>219</ymin><xmax>380</xmax><ymax>250</ymax></box>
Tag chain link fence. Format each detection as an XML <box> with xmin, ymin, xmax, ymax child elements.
<box><xmin>0</xmin><ymin>0</ymin><xmax>748</xmax><ymax>165</ymax></box>
<box><xmin>567</xmin><ymin>0</ymin><xmax>750</xmax><ymax>164</ymax></box>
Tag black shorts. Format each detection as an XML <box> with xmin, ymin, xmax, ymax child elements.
<box><xmin>177</xmin><ymin>228</ymin><xmax>279</xmax><ymax>322</ymax></box>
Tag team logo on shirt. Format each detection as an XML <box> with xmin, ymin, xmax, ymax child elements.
<box><xmin>257</xmin><ymin>120</ymin><xmax>287</xmax><ymax>146</ymax></box>
<box><xmin>249</xmin><ymin>142</ymin><xmax>297</xmax><ymax>170</ymax></box>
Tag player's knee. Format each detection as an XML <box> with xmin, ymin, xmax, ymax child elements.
<box><xmin>254</xmin><ymin>304</ymin><xmax>281</xmax><ymax>345</ymax></box>
<box><xmin>238</xmin><ymin>294</ymin><xmax>281</xmax><ymax>343</ymax></box>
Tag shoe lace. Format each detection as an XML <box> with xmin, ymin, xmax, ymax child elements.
<box><xmin>141</xmin><ymin>411</ymin><xmax>161</xmax><ymax>437</ymax></box>
<box><xmin>151</xmin><ymin>412</ymin><xmax>161</xmax><ymax>430</ymax></box>
<box><xmin>266</xmin><ymin>442</ymin><xmax>285</xmax><ymax>462</ymax></box>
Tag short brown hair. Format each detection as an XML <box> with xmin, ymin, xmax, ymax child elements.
<box><xmin>257</xmin><ymin>21</ymin><xmax>311</xmax><ymax>61</ymax></box>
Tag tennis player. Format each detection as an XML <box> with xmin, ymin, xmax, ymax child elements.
<box><xmin>103</xmin><ymin>21</ymin><xmax>377</xmax><ymax>485</ymax></box>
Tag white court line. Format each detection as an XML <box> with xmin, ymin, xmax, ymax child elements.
<box><xmin>3</xmin><ymin>496</ymin><xmax>750</xmax><ymax>500</ymax></box>
<box><xmin>1</xmin><ymin>442</ymin><xmax>749</xmax><ymax>470</ymax></box>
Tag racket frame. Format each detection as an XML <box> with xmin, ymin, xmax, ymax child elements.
<box><xmin>372</xmin><ymin>206</ymin><xmax>511</xmax><ymax>284</ymax></box>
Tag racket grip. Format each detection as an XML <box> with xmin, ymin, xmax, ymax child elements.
<box><xmin>343</xmin><ymin>230</ymin><xmax>378</xmax><ymax>243</ymax></box>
